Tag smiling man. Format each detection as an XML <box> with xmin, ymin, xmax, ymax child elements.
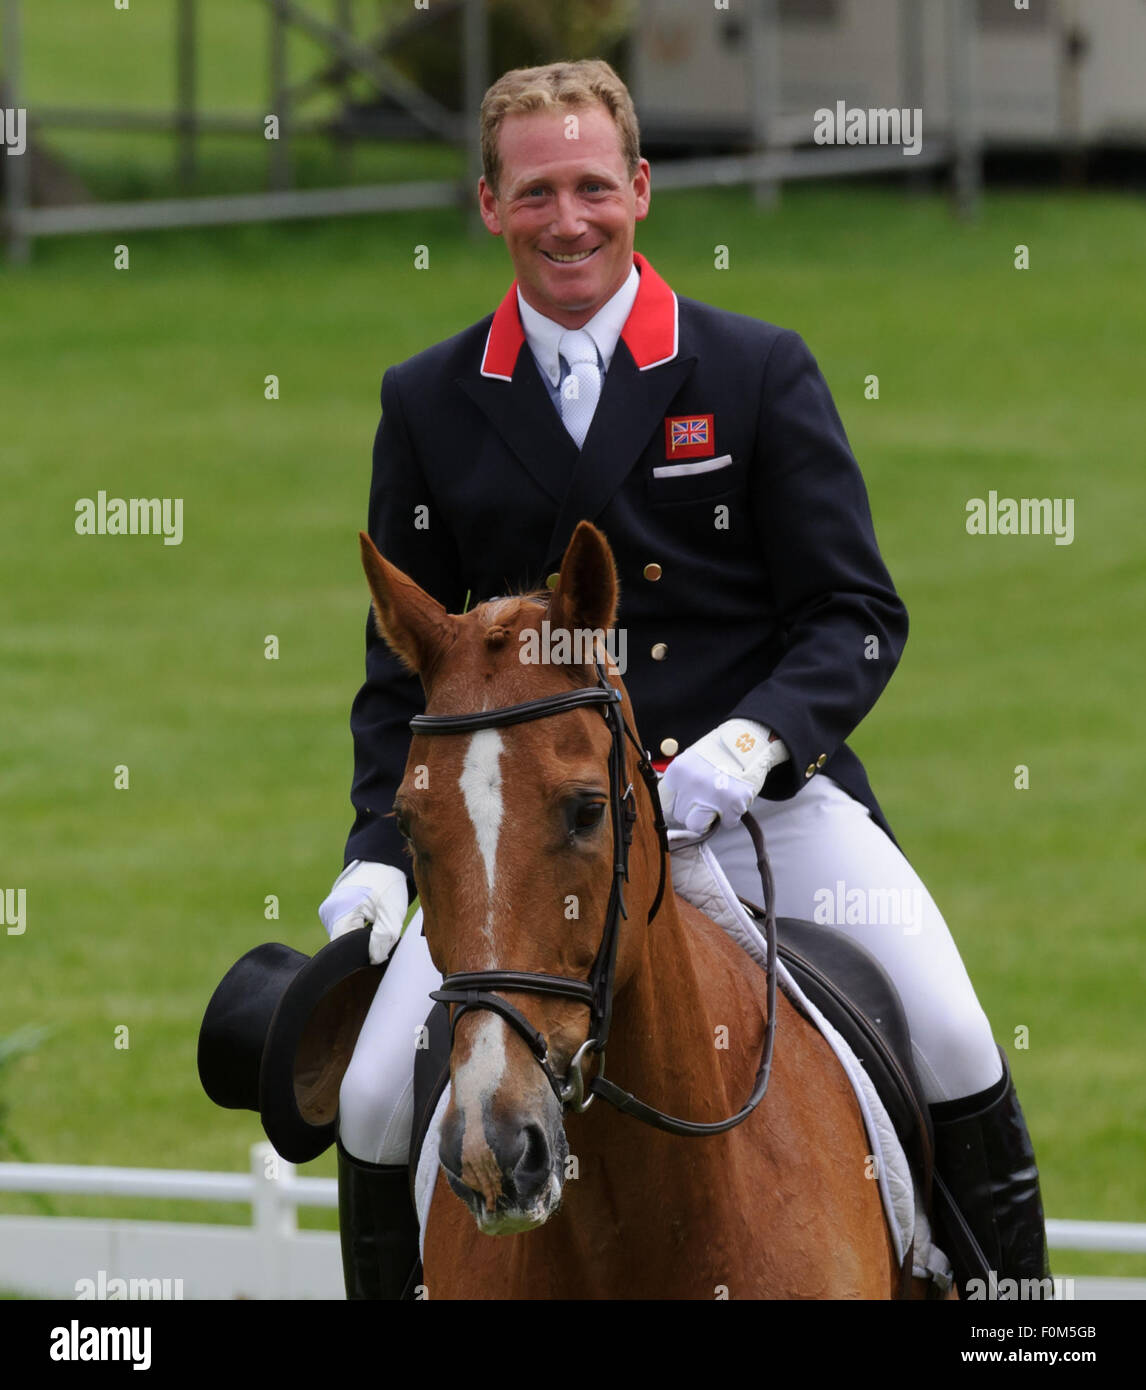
<box><xmin>319</xmin><ymin>60</ymin><xmax>1050</xmax><ymax>1300</ymax></box>
<box><xmin>478</xmin><ymin>98</ymin><xmax>649</xmax><ymax>325</ymax></box>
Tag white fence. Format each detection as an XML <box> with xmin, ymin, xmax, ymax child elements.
<box><xmin>0</xmin><ymin>1144</ymin><xmax>342</xmax><ymax>1300</ymax></box>
<box><xmin>1</xmin><ymin>1145</ymin><xmax>1144</xmax><ymax>1300</ymax></box>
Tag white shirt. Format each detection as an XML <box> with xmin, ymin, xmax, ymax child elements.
<box><xmin>517</xmin><ymin>262</ymin><xmax>641</xmax><ymax>391</ymax></box>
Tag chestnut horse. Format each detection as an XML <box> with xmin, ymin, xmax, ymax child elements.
<box><xmin>359</xmin><ymin>520</ymin><xmax>902</xmax><ymax>1299</ymax></box>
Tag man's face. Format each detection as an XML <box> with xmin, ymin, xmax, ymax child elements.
<box><xmin>478</xmin><ymin>102</ymin><xmax>651</xmax><ymax>329</ymax></box>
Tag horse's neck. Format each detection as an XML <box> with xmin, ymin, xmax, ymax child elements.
<box><xmin>586</xmin><ymin>771</ymin><xmax>767</xmax><ymax>1125</ymax></box>
<box><xmin>603</xmin><ymin>887</ymin><xmax>764</xmax><ymax>1124</ymax></box>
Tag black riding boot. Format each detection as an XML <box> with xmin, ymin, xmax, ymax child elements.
<box><xmin>337</xmin><ymin>1141</ymin><xmax>421</xmax><ymax>1300</ymax></box>
<box><xmin>929</xmin><ymin>1047</ymin><xmax>1052</xmax><ymax>1299</ymax></box>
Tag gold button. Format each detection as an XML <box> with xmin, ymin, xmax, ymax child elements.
<box><xmin>804</xmin><ymin>763</ymin><xmax>816</xmax><ymax>779</ymax></box>
<box><xmin>643</xmin><ymin>563</ymin><xmax>662</xmax><ymax>581</ymax></box>
<box><xmin>817</xmin><ymin>753</ymin><xmax>827</xmax><ymax>767</ymax></box>
<box><xmin>546</xmin><ymin>572</ymin><xmax>560</xmax><ymax>590</ymax></box>
<box><xmin>651</xmin><ymin>642</ymin><xmax>668</xmax><ymax>661</ymax></box>
<box><xmin>660</xmin><ymin>737</ymin><xmax>679</xmax><ymax>757</ymax></box>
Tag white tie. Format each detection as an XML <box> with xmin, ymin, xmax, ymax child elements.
<box><xmin>558</xmin><ymin>329</ymin><xmax>601</xmax><ymax>450</ymax></box>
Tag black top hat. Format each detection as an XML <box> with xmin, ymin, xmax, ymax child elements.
<box><xmin>198</xmin><ymin>928</ymin><xmax>385</xmax><ymax>1163</ymax></box>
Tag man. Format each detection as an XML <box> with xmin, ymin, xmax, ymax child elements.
<box><xmin>320</xmin><ymin>59</ymin><xmax>1049</xmax><ymax>1299</ymax></box>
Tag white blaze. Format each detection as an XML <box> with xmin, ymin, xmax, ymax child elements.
<box><xmin>459</xmin><ymin>728</ymin><xmax>504</xmax><ymax>954</ymax></box>
<box><xmin>453</xmin><ymin>1012</ymin><xmax>508</xmax><ymax>1125</ymax></box>
<box><xmin>455</xmin><ymin>731</ymin><xmax>509</xmax><ymax>1151</ymax></box>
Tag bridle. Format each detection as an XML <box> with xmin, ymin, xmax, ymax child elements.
<box><xmin>415</xmin><ymin>659</ymin><xmax>778</xmax><ymax>1137</ymax></box>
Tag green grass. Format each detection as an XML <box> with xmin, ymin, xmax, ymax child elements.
<box><xmin>2</xmin><ymin>58</ymin><xmax>1145</xmax><ymax>1283</ymax></box>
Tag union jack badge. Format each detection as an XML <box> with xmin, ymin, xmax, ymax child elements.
<box><xmin>664</xmin><ymin>414</ymin><xmax>714</xmax><ymax>459</ymax></box>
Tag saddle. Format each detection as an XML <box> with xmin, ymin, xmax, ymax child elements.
<box><xmin>760</xmin><ymin>911</ymin><xmax>934</xmax><ymax>1211</ymax></box>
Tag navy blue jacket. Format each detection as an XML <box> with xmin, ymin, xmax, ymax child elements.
<box><xmin>345</xmin><ymin>253</ymin><xmax>908</xmax><ymax>889</ymax></box>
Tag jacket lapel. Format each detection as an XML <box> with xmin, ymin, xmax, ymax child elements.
<box><xmin>456</xmin><ymin>347</ymin><xmax>577</xmax><ymax>507</ymax></box>
<box><xmin>455</xmin><ymin>253</ymin><xmax>698</xmax><ymax>570</ymax></box>
<box><xmin>542</xmin><ymin>339</ymin><xmax>695</xmax><ymax>572</ymax></box>
<box><xmin>542</xmin><ymin>252</ymin><xmax>696</xmax><ymax>570</ymax></box>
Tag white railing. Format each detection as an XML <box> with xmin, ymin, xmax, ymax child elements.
<box><xmin>0</xmin><ymin>1146</ymin><xmax>1143</xmax><ymax>1299</ymax></box>
<box><xmin>0</xmin><ymin>1143</ymin><xmax>343</xmax><ymax>1300</ymax></box>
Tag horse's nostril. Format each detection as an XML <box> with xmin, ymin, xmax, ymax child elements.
<box><xmin>511</xmin><ymin>1122</ymin><xmax>552</xmax><ymax>1199</ymax></box>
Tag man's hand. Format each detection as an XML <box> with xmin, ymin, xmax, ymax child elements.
<box><xmin>318</xmin><ymin>860</ymin><xmax>409</xmax><ymax>966</ymax></box>
<box><xmin>659</xmin><ymin>719</ymin><xmax>790</xmax><ymax>835</ymax></box>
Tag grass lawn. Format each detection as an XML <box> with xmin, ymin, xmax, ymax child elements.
<box><xmin>2</xmin><ymin>110</ymin><xmax>1144</xmax><ymax>1284</ymax></box>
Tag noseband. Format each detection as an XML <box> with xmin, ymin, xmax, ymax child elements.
<box><xmin>415</xmin><ymin>660</ymin><xmax>778</xmax><ymax>1137</ymax></box>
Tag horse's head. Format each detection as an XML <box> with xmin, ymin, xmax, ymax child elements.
<box><xmin>359</xmin><ymin>521</ymin><xmax>659</xmax><ymax>1235</ymax></box>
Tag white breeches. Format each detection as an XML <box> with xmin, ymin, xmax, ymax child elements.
<box><xmin>337</xmin><ymin>775</ymin><xmax>1003</xmax><ymax>1164</ymax></box>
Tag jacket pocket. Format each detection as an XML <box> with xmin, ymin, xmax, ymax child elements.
<box><xmin>647</xmin><ymin>454</ymin><xmax>746</xmax><ymax>506</ymax></box>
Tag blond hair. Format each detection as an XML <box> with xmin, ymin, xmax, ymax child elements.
<box><xmin>480</xmin><ymin>59</ymin><xmax>641</xmax><ymax>197</ymax></box>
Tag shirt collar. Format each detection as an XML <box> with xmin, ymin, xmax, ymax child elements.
<box><xmin>517</xmin><ymin>262</ymin><xmax>641</xmax><ymax>388</ymax></box>
<box><xmin>480</xmin><ymin>253</ymin><xmax>677</xmax><ymax>380</ymax></box>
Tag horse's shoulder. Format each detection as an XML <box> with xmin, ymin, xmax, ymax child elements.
<box><xmin>673</xmin><ymin>896</ymin><xmax>770</xmax><ymax>994</ymax></box>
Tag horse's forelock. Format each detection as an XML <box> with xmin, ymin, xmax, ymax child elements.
<box><xmin>475</xmin><ymin>591</ymin><xmax>549</xmax><ymax>651</ymax></box>
<box><xmin>451</xmin><ymin>590</ymin><xmax>603</xmax><ymax>694</ymax></box>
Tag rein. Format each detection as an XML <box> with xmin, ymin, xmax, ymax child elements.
<box><xmin>415</xmin><ymin>660</ymin><xmax>778</xmax><ymax>1137</ymax></box>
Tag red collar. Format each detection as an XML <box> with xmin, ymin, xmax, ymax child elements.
<box><xmin>479</xmin><ymin>251</ymin><xmax>678</xmax><ymax>380</ymax></box>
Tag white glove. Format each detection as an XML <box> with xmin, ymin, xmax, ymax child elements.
<box><xmin>318</xmin><ymin>860</ymin><xmax>409</xmax><ymax>966</ymax></box>
<box><xmin>659</xmin><ymin>719</ymin><xmax>790</xmax><ymax>836</ymax></box>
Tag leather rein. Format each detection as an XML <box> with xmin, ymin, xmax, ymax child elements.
<box><xmin>414</xmin><ymin>660</ymin><xmax>778</xmax><ymax>1137</ymax></box>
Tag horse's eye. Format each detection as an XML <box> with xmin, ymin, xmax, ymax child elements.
<box><xmin>395</xmin><ymin>810</ymin><xmax>412</xmax><ymax>840</ymax></box>
<box><xmin>571</xmin><ymin>801</ymin><xmax>606</xmax><ymax>834</ymax></box>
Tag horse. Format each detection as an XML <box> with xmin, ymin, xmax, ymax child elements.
<box><xmin>358</xmin><ymin>519</ymin><xmax>908</xmax><ymax>1299</ymax></box>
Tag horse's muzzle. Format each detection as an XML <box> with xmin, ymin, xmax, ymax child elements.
<box><xmin>439</xmin><ymin>1103</ymin><xmax>568</xmax><ymax>1235</ymax></box>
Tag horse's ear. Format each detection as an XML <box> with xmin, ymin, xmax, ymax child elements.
<box><xmin>358</xmin><ymin>531</ymin><xmax>457</xmax><ymax>679</ymax></box>
<box><xmin>548</xmin><ymin>521</ymin><xmax>619</xmax><ymax>639</ymax></box>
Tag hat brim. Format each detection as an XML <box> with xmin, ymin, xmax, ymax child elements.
<box><xmin>258</xmin><ymin>928</ymin><xmax>385</xmax><ymax>1163</ymax></box>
